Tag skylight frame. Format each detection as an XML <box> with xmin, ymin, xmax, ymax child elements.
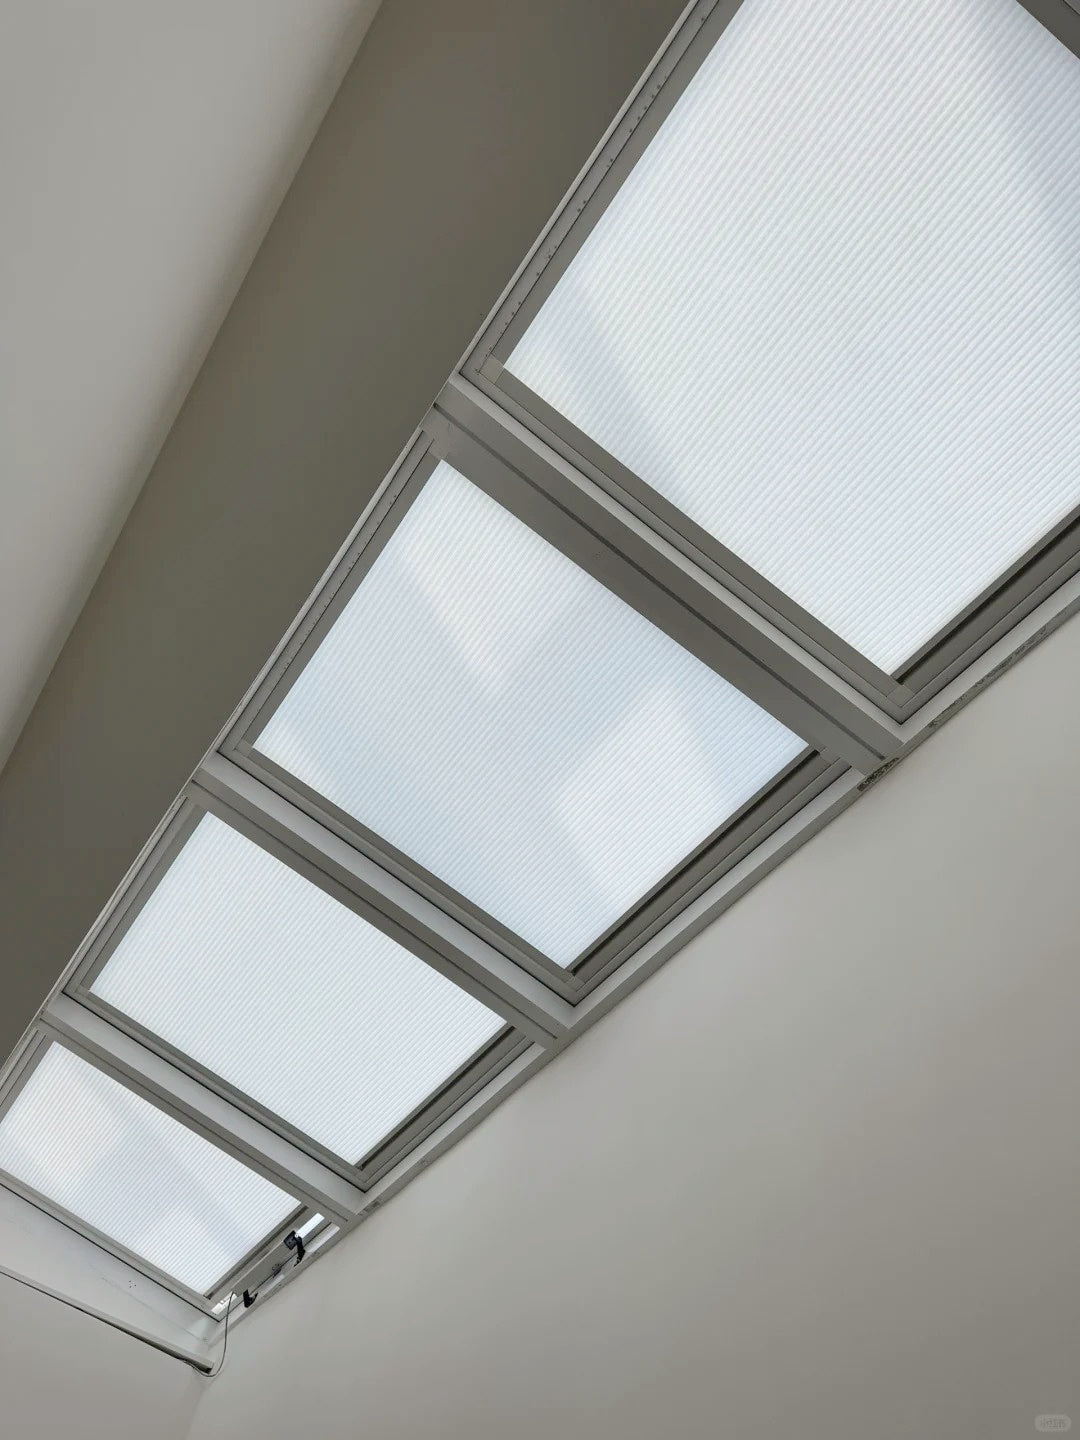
<box><xmin>4</xmin><ymin>0</ymin><xmax>1080</xmax><ymax>1332</ymax></box>
<box><xmin>462</xmin><ymin>0</ymin><xmax>1080</xmax><ymax>721</ymax></box>
<box><xmin>220</xmin><ymin>412</ymin><xmax>894</xmax><ymax>996</ymax></box>
<box><xmin>2</xmin><ymin>0</ymin><xmax>1078</xmax><ymax>1351</ymax></box>
<box><xmin>64</xmin><ymin>791</ymin><xmax>531</xmax><ymax>1190</ymax></box>
<box><xmin>0</xmin><ymin>1031</ymin><xmax>307</xmax><ymax>1311</ymax></box>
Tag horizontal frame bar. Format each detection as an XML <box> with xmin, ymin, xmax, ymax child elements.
<box><xmin>228</xmin><ymin>741</ymin><xmax>575</xmax><ymax>998</ymax></box>
<box><xmin>42</xmin><ymin>996</ymin><xmax>365</xmax><ymax>1226</ymax></box>
<box><xmin>483</xmin><ymin>366</ymin><xmax>912</xmax><ymax>713</ymax></box>
<box><xmin>435</xmin><ymin>379</ymin><xmax>902</xmax><ymax>773</ymax></box>
<box><xmin>194</xmin><ymin>753</ymin><xmax>575</xmax><ymax>1045</ymax></box>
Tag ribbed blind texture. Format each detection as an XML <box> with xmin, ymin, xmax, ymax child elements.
<box><xmin>91</xmin><ymin>815</ymin><xmax>505</xmax><ymax>1162</ymax></box>
<box><xmin>255</xmin><ymin>463</ymin><xmax>803</xmax><ymax>965</ymax></box>
<box><xmin>507</xmin><ymin>0</ymin><xmax>1080</xmax><ymax>672</ymax></box>
<box><xmin>0</xmin><ymin>1045</ymin><xmax>296</xmax><ymax>1292</ymax></box>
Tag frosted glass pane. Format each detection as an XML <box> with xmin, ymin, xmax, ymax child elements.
<box><xmin>507</xmin><ymin>0</ymin><xmax>1080</xmax><ymax>672</ymax></box>
<box><xmin>0</xmin><ymin>1045</ymin><xmax>296</xmax><ymax>1292</ymax></box>
<box><xmin>91</xmin><ymin>815</ymin><xmax>505</xmax><ymax>1162</ymax></box>
<box><xmin>255</xmin><ymin>462</ymin><xmax>803</xmax><ymax>964</ymax></box>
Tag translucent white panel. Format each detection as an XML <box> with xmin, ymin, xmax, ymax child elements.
<box><xmin>0</xmin><ymin>1045</ymin><xmax>296</xmax><ymax>1293</ymax></box>
<box><xmin>507</xmin><ymin>0</ymin><xmax>1080</xmax><ymax>672</ymax></box>
<box><xmin>91</xmin><ymin>814</ymin><xmax>505</xmax><ymax>1161</ymax></box>
<box><xmin>255</xmin><ymin>462</ymin><xmax>803</xmax><ymax>964</ymax></box>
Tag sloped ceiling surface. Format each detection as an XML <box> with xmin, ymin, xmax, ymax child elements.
<box><xmin>0</xmin><ymin>0</ymin><xmax>381</xmax><ymax>773</ymax></box>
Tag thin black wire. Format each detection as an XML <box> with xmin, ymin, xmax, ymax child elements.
<box><xmin>0</xmin><ymin>1263</ymin><xmax>225</xmax><ymax>1376</ymax></box>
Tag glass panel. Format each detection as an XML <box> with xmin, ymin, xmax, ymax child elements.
<box><xmin>0</xmin><ymin>1044</ymin><xmax>296</xmax><ymax>1293</ymax></box>
<box><xmin>506</xmin><ymin>0</ymin><xmax>1080</xmax><ymax>672</ymax></box>
<box><xmin>255</xmin><ymin>461</ymin><xmax>803</xmax><ymax>965</ymax></box>
<box><xmin>90</xmin><ymin>814</ymin><xmax>506</xmax><ymax>1162</ymax></box>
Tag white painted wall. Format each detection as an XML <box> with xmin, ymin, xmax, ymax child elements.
<box><xmin>0</xmin><ymin>1184</ymin><xmax>209</xmax><ymax>1436</ymax></box>
<box><xmin>183</xmin><ymin>612</ymin><xmax>1080</xmax><ymax>1440</ymax></box>
<box><xmin>0</xmin><ymin>1270</ymin><xmax>200</xmax><ymax>1440</ymax></box>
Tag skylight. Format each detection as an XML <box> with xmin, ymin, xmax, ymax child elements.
<box><xmin>254</xmin><ymin>461</ymin><xmax>804</xmax><ymax>965</ymax></box>
<box><xmin>89</xmin><ymin>813</ymin><xmax>507</xmax><ymax>1162</ymax></box>
<box><xmin>504</xmin><ymin>0</ymin><xmax>1080</xmax><ymax>672</ymax></box>
<box><xmin>0</xmin><ymin>1044</ymin><xmax>296</xmax><ymax>1293</ymax></box>
<box><xmin>4</xmin><ymin>0</ymin><xmax>1079</xmax><ymax>1332</ymax></box>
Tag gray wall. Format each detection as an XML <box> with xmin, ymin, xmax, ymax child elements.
<box><xmin>186</xmin><ymin>613</ymin><xmax>1080</xmax><ymax>1440</ymax></box>
<box><xmin>0</xmin><ymin>0</ymin><xmax>686</xmax><ymax>1054</ymax></box>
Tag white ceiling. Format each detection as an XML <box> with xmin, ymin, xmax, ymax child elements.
<box><xmin>0</xmin><ymin>0</ymin><xmax>381</xmax><ymax>774</ymax></box>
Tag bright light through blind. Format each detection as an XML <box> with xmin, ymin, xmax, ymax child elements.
<box><xmin>255</xmin><ymin>462</ymin><xmax>803</xmax><ymax>965</ymax></box>
<box><xmin>506</xmin><ymin>0</ymin><xmax>1080</xmax><ymax>672</ymax></box>
<box><xmin>91</xmin><ymin>814</ymin><xmax>506</xmax><ymax>1163</ymax></box>
<box><xmin>0</xmin><ymin>1045</ymin><xmax>296</xmax><ymax>1293</ymax></box>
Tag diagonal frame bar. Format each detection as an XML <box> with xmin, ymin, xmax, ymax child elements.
<box><xmin>193</xmin><ymin>753</ymin><xmax>576</xmax><ymax>1046</ymax></box>
<box><xmin>433</xmin><ymin>378</ymin><xmax>903</xmax><ymax>774</ymax></box>
<box><xmin>40</xmin><ymin>996</ymin><xmax>366</xmax><ymax>1227</ymax></box>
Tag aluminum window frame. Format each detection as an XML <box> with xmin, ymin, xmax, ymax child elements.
<box><xmin>220</xmin><ymin>405</ymin><xmax>896</xmax><ymax>993</ymax></box>
<box><xmin>0</xmin><ymin>1031</ymin><xmax>308</xmax><ymax>1311</ymax></box>
<box><xmin>64</xmin><ymin>789</ymin><xmax>534</xmax><ymax>1189</ymax></box>
<box><xmin>462</xmin><ymin>0</ymin><xmax>1080</xmax><ymax>719</ymax></box>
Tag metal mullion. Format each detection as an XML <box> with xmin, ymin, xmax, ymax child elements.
<box><xmin>488</xmin><ymin>367</ymin><xmax>912</xmax><ymax>711</ymax></box>
<box><xmin>193</xmin><ymin>753</ymin><xmax>575</xmax><ymax>1046</ymax></box>
<box><xmin>227</xmin><ymin>742</ymin><xmax>579</xmax><ymax>1000</ymax></box>
<box><xmin>433</xmin><ymin>381</ymin><xmax>902</xmax><ymax>774</ymax></box>
<box><xmin>40</xmin><ymin>997</ymin><xmax>365</xmax><ymax>1226</ymax></box>
<box><xmin>70</xmin><ymin>989</ymin><xmax>372</xmax><ymax>1192</ymax></box>
<box><xmin>215</xmin><ymin>412</ymin><xmax>884</xmax><ymax>986</ymax></box>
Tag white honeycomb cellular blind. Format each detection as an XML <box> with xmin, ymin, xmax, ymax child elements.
<box><xmin>505</xmin><ymin>0</ymin><xmax>1080</xmax><ymax>672</ymax></box>
<box><xmin>0</xmin><ymin>1045</ymin><xmax>296</xmax><ymax>1292</ymax></box>
<box><xmin>254</xmin><ymin>462</ymin><xmax>803</xmax><ymax>965</ymax></box>
<box><xmin>90</xmin><ymin>814</ymin><xmax>506</xmax><ymax>1162</ymax></box>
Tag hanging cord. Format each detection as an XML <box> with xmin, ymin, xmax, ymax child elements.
<box><xmin>202</xmin><ymin>1290</ymin><xmax>234</xmax><ymax>1378</ymax></box>
<box><xmin>0</xmin><ymin>1260</ymin><xmax>218</xmax><ymax>1375</ymax></box>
